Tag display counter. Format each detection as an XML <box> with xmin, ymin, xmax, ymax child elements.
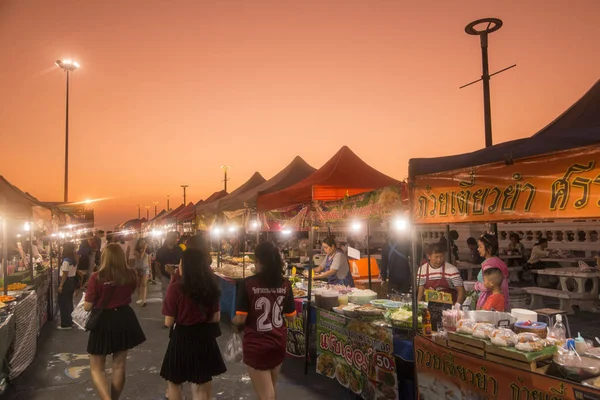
<box><xmin>415</xmin><ymin>334</ymin><xmax>600</xmax><ymax>399</ymax></box>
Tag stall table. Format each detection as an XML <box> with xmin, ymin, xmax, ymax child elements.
<box><xmin>533</xmin><ymin>267</ymin><xmax>600</xmax><ymax>311</ymax></box>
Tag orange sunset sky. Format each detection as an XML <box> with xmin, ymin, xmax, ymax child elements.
<box><xmin>1</xmin><ymin>0</ymin><xmax>599</xmax><ymax>229</ymax></box>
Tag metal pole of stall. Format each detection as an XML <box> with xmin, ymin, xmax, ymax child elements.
<box><xmin>29</xmin><ymin>224</ymin><xmax>34</xmax><ymax>283</ymax></box>
<box><xmin>304</xmin><ymin>226</ymin><xmax>315</xmax><ymax>375</ymax></box>
<box><xmin>445</xmin><ymin>225</ymin><xmax>452</xmax><ymax>263</ymax></box>
<box><xmin>2</xmin><ymin>219</ymin><xmax>7</xmax><ymax>295</ymax></box>
<box><xmin>411</xmin><ymin>227</ymin><xmax>419</xmax><ymax>332</ymax></box>
<box><xmin>48</xmin><ymin>236</ymin><xmax>54</xmax><ymax>320</ymax></box>
<box><xmin>367</xmin><ymin>219</ymin><xmax>372</xmax><ymax>290</ymax></box>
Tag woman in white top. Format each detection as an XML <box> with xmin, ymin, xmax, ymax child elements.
<box><xmin>527</xmin><ymin>238</ymin><xmax>550</xmax><ymax>268</ymax></box>
<box><xmin>58</xmin><ymin>242</ymin><xmax>79</xmax><ymax>329</ymax></box>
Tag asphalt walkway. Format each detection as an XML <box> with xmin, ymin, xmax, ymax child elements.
<box><xmin>4</xmin><ymin>283</ymin><xmax>356</xmax><ymax>400</ymax></box>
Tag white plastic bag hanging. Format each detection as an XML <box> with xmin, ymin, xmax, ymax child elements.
<box><xmin>224</xmin><ymin>332</ymin><xmax>243</xmax><ymax>363</ymax></box>
<box><xmin>71</xmin><ymin>293</ymin><xmax>90</xmax><ymax>331</ymax></box>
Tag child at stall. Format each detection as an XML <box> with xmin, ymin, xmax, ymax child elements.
<box><xmin>480</xmin><ymin>268</ymin><xmax>505</xmax><ymax>312</ymax></box>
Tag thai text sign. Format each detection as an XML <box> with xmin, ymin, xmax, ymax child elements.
<box><xmin>316</xmin><ymin>309</ymin><xmax>398</xmax><ymax>399</ymax></box>
<box><xmin>415</xmin><ymin>335</ymin><xmax>600</xmax><ymax>399</ymax></box>
<box><xmin>411</xmin><ymin>146</ymin><xmax>600</xmax><ymax>224</ymax></box>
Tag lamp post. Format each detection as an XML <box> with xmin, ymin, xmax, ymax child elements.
<box><xmin>153</xmin><ymin>202</ymin><xmax>159</xmax><ymax>217</ymax></box>
<box><xmin>166</xmin><ymin>195</ymin><xmax>171</xmax><ymax>211</ymax></box>
<box><xmin>55</xmin><ymin>59</ymin><xmax>80</xmax><ymax>203</ymax></box>
<box><xmin>181</xmin><ymin>185</ymin><xmax>189</xmax><ymax>205</ymax></box>
<box><xmin>220</xmin><ymin>165</ymin><xmax>231</xmax><ymax>192</ymax></box>
<box><xmin>145</xmin><ymin>206</ymin><xmax>150</xmax><ymax>220</ymax></box>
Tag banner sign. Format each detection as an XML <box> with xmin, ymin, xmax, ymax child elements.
<box><xmin>286</xmin><ymin>315</ymin><xmax>305</xmax><ymax>357</ymax></box>
<box><xmin>411</xmin><ymin>146</ymin><xmax>600</xmax><ymax>224</ymax></box>
<box><xmin>316</xmin><ymin>309</ymin><xmax>398</xmax><ymax>400</ymax></box>
<box><xmin>415</xmin><ymin>335</ymin><xmax>600</xmax><ymax>399</ymax></box>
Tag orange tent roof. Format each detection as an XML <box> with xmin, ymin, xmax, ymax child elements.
<box><xmin>257</xmin><ymin>146</ymin><xmax>399</xmax><ymax>211</ymax></box>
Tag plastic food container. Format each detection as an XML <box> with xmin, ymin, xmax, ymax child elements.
<box><xmin>511</xmin><ymin>308</ymin><xmax>538</xmax><ymax>323</ymax></box>
<box><xmin>514</xmin><ymin>321</ymin><xmax>548</xmax><ymax>339</ymax></box>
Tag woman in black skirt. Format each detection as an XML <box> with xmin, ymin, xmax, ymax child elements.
<box><xmin>84</xmin><ymin>243</ymin><xmax>146</xmax><ymax>400</ymax></box>
<box><xmin>160</xmin><ymin>248</ymin><xmax>226</xmax><ymax>400</ymax></box>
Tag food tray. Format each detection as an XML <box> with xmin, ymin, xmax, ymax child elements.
<box><xmin>447</xmin><ymin>332</ymin><xmax>488</xmax><ymax>349</ymax></box>
<box><xmin>581</xmin><ymin>376</ymin><xmax>600</xmax><ymax>389</ymax></box>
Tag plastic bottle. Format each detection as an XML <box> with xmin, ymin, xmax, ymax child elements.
<box><xmin>548</xmin><ymin>314</ymin><xmax>566</xmax><ymax>346</ymax></box>
<box><xmin>575</xmin><ymin>332</ymin><xmax>588</xmax><ymax>354</ymax></box>
<box><xmin>423</xmin><ymin>308</ymin><xmax>432</xmax><ymax>338</ymax></box>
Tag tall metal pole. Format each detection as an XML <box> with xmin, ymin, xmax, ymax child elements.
<box><xmin>221</xmin><ymin>165</ymin><xmax>231</xmax><ymax>192</ymax></box>
<box><xmin>181</xmin><ymin>185</ymin><xmax>189</xmax><ymax>205</ymax></box>
<box><xmin>146</xmin><ymin>206</ymin><xmax>150</xmax><ymax>220</ymax></box>
<box><xmin>465</xmin><ymin>18</ymin><xmax>504</xmax><ymax>148</ymax></box>
<box><xmin>167</xmin><ymin>195</ymin><xmax>171</xmax><ymax>211</ymax></box>
<box><xmin>480</xmin><ymin>33</ymin><xmax>492</xmax><ymax>148</ymax></box>
<box><xmin>153</xmin><ymin>202</ymin><xmax>159</xmax><ymax>217</ymax></box>
<box><xmin>64</xmin><ymin>70</ymin><xmax>70</xmax><ymax>202</ymax></box>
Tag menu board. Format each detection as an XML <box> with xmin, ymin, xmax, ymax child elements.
<box><xmin>316</xmin><ymin>309</ymin><xmax>397</xmax><ymax>400</ymax></box>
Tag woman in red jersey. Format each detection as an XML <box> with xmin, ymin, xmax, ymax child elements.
<box><xmin>233</xmin><ymin>242</ymin><xmax>296</xmax><ymax>400</ymax></box>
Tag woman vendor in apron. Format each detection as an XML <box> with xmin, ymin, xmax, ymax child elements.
<box><xmin>312</xmin><ymin>237</ymin><xmax>355</xmax><ymax>287</ymax></box>
<box><xmin>417</xmin><ymin>243</ymin><xmax>465</xmax><ymax>304</ymax></box>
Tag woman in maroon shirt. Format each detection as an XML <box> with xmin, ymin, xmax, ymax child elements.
<box><xmin>233</xmin><ymin>242</ymin><xmax>296</xmax><ymax>400</ymax></box>
<box><xmin>84</xmin><ymin>244</ymin><xmax>146</xmax><ymax>400</ymax></box>
<box><xmin>160</xmin><ymin>248</ymin><xmax>226</xmax><ymax>400</ymax></box>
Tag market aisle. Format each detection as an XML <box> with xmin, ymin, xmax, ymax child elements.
<box><xmin>4</xmin><ymin>283</ymin><xmax>356</xmax><ymax>400</ymax></box>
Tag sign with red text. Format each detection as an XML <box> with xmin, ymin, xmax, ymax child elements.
<box><xmin>316</xmin><ymin>309</ymin><xmax>397</xmax><ymax>399</ymax></box>
<box><xmin>415</xmin><ymin>335</ymin><xmax>600</xmax><ymax>399</ymax></box>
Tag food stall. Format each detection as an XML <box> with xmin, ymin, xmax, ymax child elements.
<box><xmin>407</xmin><ymin>79</ymin><xmax>600</xmax><ymax>398</ymax></box>
<box><xmin>0</xmin><ymin>176</ymin><xmax>57</xmax><ymax>392</ymax></box>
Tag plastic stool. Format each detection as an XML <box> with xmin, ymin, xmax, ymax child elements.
<box><xmin>534</xmin><ymin>308</ymin><xmax>572</xmax><ymax>338</ymax></box>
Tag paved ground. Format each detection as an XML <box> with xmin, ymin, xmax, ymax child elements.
<box><xmin>4</xmin><ymin>283</ymin><xmax>356</xmax><ymax>400</ymax></box>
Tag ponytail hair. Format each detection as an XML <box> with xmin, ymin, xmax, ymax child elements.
<box><xmin>254</xmin><ymin>241</ymin><xmax>284</xmax><ymax>288</ymax></box>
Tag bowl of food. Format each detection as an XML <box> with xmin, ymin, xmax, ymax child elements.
<box><xmin>382</xmin><ymin>301</ymin><xmax>404</xmax><ymax>310</ymax></box>
<box><xmin>514</xmin><ymin>321</ymin><xmax>547</xmax><ymax>339</ymax></box>
<box><xmin>553</xmin><ymin>353</ymin><xmax>600</xmax><ymax>383</ymax></box>
<box><xmin>370</xmin><ymin>299</ymin><xmax>392</xmax><ymax>309</ymax></box>
<box><xmin>355</xmin><ymin>305</ymin><xmax>385</xmax><ymax>321</ymax></box>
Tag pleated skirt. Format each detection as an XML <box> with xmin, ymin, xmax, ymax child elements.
<box><xmin>87</xmin><ymin>305</ymin><xmax>146</xmax><ymax>355</ymax></box>
<box><xmin>160</xmin><ymin>323</ymin><xmax>227</xmax><ymax>385</ymax></box>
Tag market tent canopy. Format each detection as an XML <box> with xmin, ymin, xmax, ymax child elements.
<box><xmin>199</xmin><ymin>172</ymin><xmax>266</xmax><ymax>215</ymax></box>
<box><xmin>173</xmin><ymin>202</ymin><xmax>196</xmax><ymax>222</ymax></box>
<box><xmin>0</xmin><ymin>176</ymin><xmax>47</xmax><ymax>219</ymax></box>
<box><xmin>149</xmin><ymin>209</ymin><xmax>167</xmax><ymax>223</ymax></box>
<box><xmin>223</xmin><ymin>157</ymin><xmax>316</xmax><ymax>211</ymax></box>
<box><xmin>409</xmin><ymin>79</ymin><xmax>600</xmax><ymax>177</ymax></box>
<box><xmin>257</xmin><ymin>146</ymin><xmax>400</xmax><ymax>211</ymax></box>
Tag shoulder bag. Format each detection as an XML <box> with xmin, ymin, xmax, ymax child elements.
<box><xmin>85</xmin><ymin>284</ymin><xmax>116</xmax><ymax>331</ymax></box>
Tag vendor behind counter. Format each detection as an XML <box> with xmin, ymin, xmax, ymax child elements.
<box><xmin>417</xmin><ymin>243</ymin><xmax>465</xmax><ymax>304</ymax></box>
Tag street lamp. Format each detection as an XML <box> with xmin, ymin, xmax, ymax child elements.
<box><xmin>220</xmin><ymin>165</ymin><xmax>231</xmax><ymax>192</ymax></box>
<box><xmin>55</xmin><ymin>59</ymin><xmax>80</xmax><ymax>203</ymax></box>
<box><xmin>153</xmin><ymin>201</ymin><xmax>159</xmax><ymax>217</ymax></box>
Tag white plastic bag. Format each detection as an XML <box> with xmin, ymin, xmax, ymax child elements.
<box><xmin>224</xmin><ymin>332</ymin><xmax>243</xmax><ymax>363</ymax></box>
<box><xmin>71</xmin><ymin>293</ymin><xmax>90</xmax><ymax>331</ymax></box>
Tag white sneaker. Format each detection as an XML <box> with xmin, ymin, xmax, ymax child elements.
<box><xmin>136</xmin><ymin>300</ymin><xmax>143</xmax><ymax>304</ymax></box>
